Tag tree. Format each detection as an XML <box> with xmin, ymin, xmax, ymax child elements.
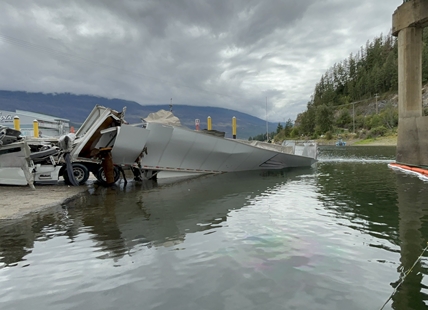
<box><xmin>289</xmin><ymin>30</ymin><xmax>423</xmax><ymax>139</ymax></box>
<box><xmin>283</xmin><ymin>118</ymin><xmax>293</xmax><ymax>137</ymax></box>
<box><xmin>335</xmin><ymin>108</ymin><xmax>353</xmax><ymax>129</ymax></box>
<box><xmin>315</xmin><ymin>104</ymin><xmax>333</xmax><ymax>134</ymax></box>
<box><xmin>380</xmin><ymin>104</ymin><xmax>398</xmax><ymax>129</ymax></box>
<box><xmin>298</xmin><ymin>103</ymin><xmax>316</xmax><ymax>136</ymax></box>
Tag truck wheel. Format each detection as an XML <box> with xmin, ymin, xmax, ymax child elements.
<box><xmin>63</xmin><ymin>163</ymin><xmax>90</xmax><ymax>185</ymax></box>
<box><xmin>96</xmin><ymin>166</ymin><xmax>120</xmax><ymax>185</ymax></box>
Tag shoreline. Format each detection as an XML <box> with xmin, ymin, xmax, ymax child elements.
<box><xmin>316</xmin><ymin>135</ymin><xmax>397</xmax><ymax>147</ymax></box>
<box><xmin>0</xmin><ymin>182</ymin><xmax>93</xmax><ymax>220</ymax></box>
<box><xmin>0</xmin><ymin>136</ymin><xmax>396</xmax><ymax>220</ymax></box>
<box><xmin>0</xmin><ymin>171</ymin><xmax>141</xmax><ymax>221</ymax></box>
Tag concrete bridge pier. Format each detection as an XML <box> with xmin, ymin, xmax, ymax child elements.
<box><xmin>392</xmin><ymin>0</ymin><xmax>428</xmax><ymax>166</ymax></box>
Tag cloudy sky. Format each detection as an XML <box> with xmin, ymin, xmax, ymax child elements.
<box><xmin>0</xmin><ymin>0</ymin><xmax>403</xmax><ymax>122</ymax></box>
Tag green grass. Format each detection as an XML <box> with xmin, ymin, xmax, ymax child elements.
<box><xmin>353</xmin><ymin>138</ymin><xmax>377</xmax><ymax>145</ymax></box>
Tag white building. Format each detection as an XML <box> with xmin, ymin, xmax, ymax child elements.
<box><xmin>0</xmin><ymin>109</ymin><xmax>70</xmax><ymax>137</ymax></box>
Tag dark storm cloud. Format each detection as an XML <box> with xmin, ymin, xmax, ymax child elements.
<box><xmin>0</xmin><ymin>0</ymin><xmax>402</xmax><ymax>121</ymax></box>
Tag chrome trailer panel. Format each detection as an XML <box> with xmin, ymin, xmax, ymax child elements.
<box><xmin>140</xmin><ymin>123</ymin><xmax>316</xmax><ymax>176</ymax></box>
<box><xmin>111</xmin><ymin>125</ymin><xmax>150</xmax><ymax>166</ymax></box>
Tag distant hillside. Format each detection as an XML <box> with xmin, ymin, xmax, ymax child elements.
<box><xmin>0</xmin><ymin>91</ymin><xmax>277</xmax><ymax>139</ymax></box>
<box><xmin>292</xmin><ymin>30</ymin><xmax>428</xmax><ymax>139</ymax></box>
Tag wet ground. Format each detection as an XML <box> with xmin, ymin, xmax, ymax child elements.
<box><xmin>0</xmin><ymin>182</ymin><xmax>91</xmax><ymax>219</ymax></box>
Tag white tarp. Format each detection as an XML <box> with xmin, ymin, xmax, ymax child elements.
<box><xmin>143</xmin><ymin>110</ymin><xmax>181</xmax><ymax>126</ymax></box>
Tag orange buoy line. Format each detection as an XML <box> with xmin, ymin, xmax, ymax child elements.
<box><xmin>388</xmin><ymin>162</ymin><xmax>428</xmax><ymax>178</ymax></box>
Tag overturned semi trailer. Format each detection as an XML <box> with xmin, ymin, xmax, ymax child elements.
<box><xmin>0</xmin><ymin>105</ymin><xmax>149</xmax><ymax>188</ymax></box>
<box><xmin>131</xmin><ymin>110</ymin><xmax>318</xmax><ymax>181</ymax></box>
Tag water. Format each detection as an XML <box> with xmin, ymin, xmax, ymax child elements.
<box><xmin>1</xmin><ymin>146</ymin><xmax>428</xmax><ymax>310</ymax></box>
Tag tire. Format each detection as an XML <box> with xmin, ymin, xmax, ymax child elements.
<box><xmin>63</xmin><ymin>163</ymin><xmax>90</xmax><ymax>185</ymax></box>
<box><xmin>96</xmin><ymin>166</ymin><xmax>121</xmax><ymax>185</ymax></box>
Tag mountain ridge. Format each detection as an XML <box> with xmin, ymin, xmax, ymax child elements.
<box><xmin>0</xmin><ymin>90</ymin><xmax>277</xmax><ymax>139</ymax></box>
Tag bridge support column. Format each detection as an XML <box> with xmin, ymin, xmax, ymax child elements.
<box><xmin>393</xmin><ymin>0</ymin><xmax>428</xmax><ymax>166</ymax></box>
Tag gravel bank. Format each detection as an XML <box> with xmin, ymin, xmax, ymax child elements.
<box><xmin>0</xmin><ymin>182</ymin><xmax>92</xmax><ymax>220</ymax></box>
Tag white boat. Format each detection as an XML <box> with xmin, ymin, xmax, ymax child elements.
<box><xmin>335</xmin><ymin>138</ymin><xmax>346</xmax><ymax>146</ymax></box>
<box><xmin>134</xmin><ymin>110</ymin><xmax>318</xmax><ymax>180</ymax></box>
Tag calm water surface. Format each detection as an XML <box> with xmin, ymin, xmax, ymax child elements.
<box><xmin>1</xmin><ymin>146</ymin><xmax>428</xmax><ymax>310</ymax></box>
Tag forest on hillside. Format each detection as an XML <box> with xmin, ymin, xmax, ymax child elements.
<box><xmin>274</xmin><ymin>28</ymin><xmax>428</xmax><ymax>141</ymax></box>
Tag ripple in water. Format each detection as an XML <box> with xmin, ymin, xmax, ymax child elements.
<box><xmin>1</xmin><ymin>146</ymin><xmax>428</xmax><ymax>309</ymax></box>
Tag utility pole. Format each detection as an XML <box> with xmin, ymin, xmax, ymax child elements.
<box><xmin>170</xmin><ymin>98</ymin><xmax>173</xmax><ymax>112</ymax></box>
<box><xmin>266</xmin><ymin>97</ymin><xmax>269</xmax><ymax>142</ymax></box>
<box><xmin>353</xmin><ymin>102</ymin><xmax>355</xmax><ymax>133</ymax></box>
<box><xmin>375</xmin><ymin>93</ymin><xmax>379</xmax><ymax>114</ymax></box>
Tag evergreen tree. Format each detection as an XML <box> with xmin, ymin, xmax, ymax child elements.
<box><xmin>290</xmin><ymin>30</ymin><xmax>426</xmax><ymax>138</ymax></box>
<box><xmin>283</xmin><ymin>118</ymin><xmax>293</xmax><ymax>137</ymax></box>
<box><xmin>298</xmin><ymin>103</ymin><xmax>316</xmax><ymax>136</ymax></box>
<box><xmin>335</xmin><ymin>108</ymin><xmax>353</xmax><ymax>129</ymax></box>
<box><xmin>315</xmin><ymin>104</ymin><xmax>333</xmax><ymax>134</ymax></box>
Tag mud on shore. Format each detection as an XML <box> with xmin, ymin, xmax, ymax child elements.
<box><xmin>0</xmin><ymin>182</ymin><xmax>92</xmax><ymax>220</ymax></box>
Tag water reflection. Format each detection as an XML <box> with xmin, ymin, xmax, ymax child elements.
<box><xmin>3</xmin><ymin>145</ymin><xmax>428</xmax><ymax>309</ymax></box>
<box><xmin>318</xmin><ymin>145</ymin><xmax>397</xmax><ymax>162</ymax></box>
<box><xmin>78</xmin><ymin>169</ymin><xmax>313</xmax><ymax>259</ymax></box>
<box><xmin>391</xmin><ymin>173</ymin><xmax>428</xmax><ymax>310</ymax></box>
<box><xmin>0</xmin><ymin>212</ymin><xmax>74</xmax><ymax>268</ymax></box>
<box><xmin>316</xmin><ymin>146</ymin><xmax>400</xmax><ymax>246</ymax></box>
<box><xmin>317</xmin><ymin>145</ymin><xmax>428</xmax><ymax>309</ymax></box>
<box><xmin>0</xmin><ymin>168</ymin><xmax>313</xmax><ymax>267</ymax></box>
